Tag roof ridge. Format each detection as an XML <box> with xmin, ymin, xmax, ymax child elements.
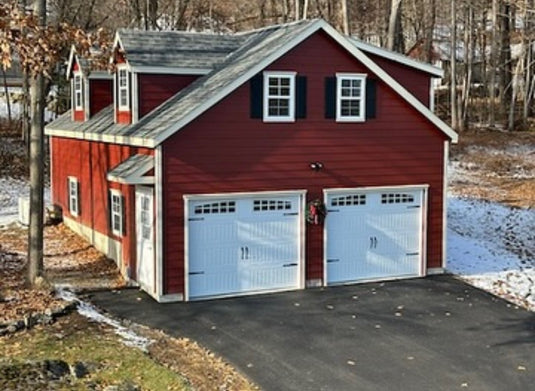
<box><xmin>234</xmin><ymin>18</ymin><xmax>319</xmax><ymax>36</ymax></box>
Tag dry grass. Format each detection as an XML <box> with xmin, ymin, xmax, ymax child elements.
<box><xmin>450</xmin><ymin>130</ymin><xmax>535</xmax><ymax>208</ymax></box>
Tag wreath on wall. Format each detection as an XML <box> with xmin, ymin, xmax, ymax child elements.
<box><xmin>306</xmin><ymin>199</ymin><xmax>327</xmax><ymax>225</ymax></box>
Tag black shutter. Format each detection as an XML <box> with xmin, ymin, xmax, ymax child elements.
<box><xmin>107</xmin><ymin>190</ymin><xmax>113</xmax><ymax>232</ymax></box>
<box><xmin>295</xmin><ymin>76</ymin><xmax>307</xmax><ymax>119</ymax></box>
<box><xmin>324</xmin><ymin>77</ymin><xmax>336</xmax><ymax>119</ymax></box>
<box><xmin>76</xmin><ymin>180</ymin><xmax>81</xmax><ymax>216</ymax></box>
<box><xmin>366</xmin><ymin>79</ymin><xmax>377</xmax><ymax>119</ymax></box>
<box><xmin>128</xmin><ymin>72</ymin><xmax>132</xmax><ymax>111</ymax></box>
<box><xmin>121</xmin><ymin>195</ymin><xmax>127</xmax><ymax>236</ymax></box>
<box><xmin>250</xmin><ymin>73</ymin><xmax>263</xmax><ymax>119</ymax></box>
<box><xmin>66</xmin><ymin>178</ymin><xmax>70</xmax><ymax>212</ymax></box>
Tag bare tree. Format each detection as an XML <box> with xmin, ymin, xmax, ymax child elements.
<box><xmin>387</xmin><ymin>0</ymin><xmax>404</xmax><ymax>52</ymax></box>
<box><xmin>27</xmin><ymin>0</ymin><xmax>47</xmax><ymax>286</ymax></box>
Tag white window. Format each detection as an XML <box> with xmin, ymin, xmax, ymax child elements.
<box><xmin>263</xmin><ymin>71</ymin><xmax>296</xmax><ymax>122</ymax></box>
<box><xmin>73</xmin><ymin>73</ymin><xmax>83</xmax><ymax>110</ymax></box>
<box><xmin>336</xmin><ymin>73</ymin><xmax>366</xmax><ymax>122</ymax></box>
<box><xmin>110</xmin><ymin>189</ymin><xmax>123</xmax><ymax>236</ymax></box>
<box><xmin>117</xmin><ymin>66</ymin><xmax>129</xmax><ymax>110</ymax></box>
<box><xmin>68</xmin><ymin>177</ymin><xmax>79</xmax><ymax>216</ymax></box>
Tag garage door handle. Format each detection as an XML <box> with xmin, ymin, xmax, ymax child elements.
<box><xmin>407</xmin><ymin>205</ymin><xmax>420</xmax><ymax>209</ymax></box>
<box><xmin>327</xmin><ymin>259</ymin><xmax>339</xmax><ymax>263</ymax></box>
<box><xmin>245</xmin><ymin>246</ymin><xmax>249</xmax><ymax>260</ymax></box>
<box><xmin>284</xmin><ymin>212</ymin><xmax>298</xmax><ymax>216</ymax></box>
<box><xmin>283</xmin><ymin>263</ymin><xmax>298</xmax><ymax>267</ymax></box>
<box><xmin>188</xmin><ymin>217</ymin><xmax>204</xmax><ymax>221</ymax></box>
<box><xmin>406</xmin><ymin>252</ymin><xmax>419</xmax><ymax>256</ymax></box>
<box><xmin>370</xmin><ymin>237</ymin><xmax>378</xmax><ymax>249</ymax></box>
<box><xmin>189</xmin><ymin>271</ymin><xmax>205</xmax><ymax>275</ymax></box>
<box><xmin>327</xmin><ymin>209</ymin><xmax>339</xmax><ymax>213</ymax></box>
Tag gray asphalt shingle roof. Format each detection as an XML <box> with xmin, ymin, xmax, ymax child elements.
<box><xmin>47</xmin><ymin>19</ymin><xmax>320</xmax><ymax>145</ymax></box>
<box><xmin>108</xmin><ymin>154</ymin><xmax>154</xmax><ymax>181</ymax></box>
<box><xmin>117</xmin><ymin>29</ymin><xmax>247</xmax><ymax>69</ymax></box>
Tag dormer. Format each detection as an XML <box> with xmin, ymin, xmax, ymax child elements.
<box><xmin>66</xmin><ymin>46</ymin><xmax>113</xmax><ymax>122</ymax></box>
<box><xmin>110</xmin><ymin>29</ymin><xmax>247</xmax><ymax>124</ymax></box>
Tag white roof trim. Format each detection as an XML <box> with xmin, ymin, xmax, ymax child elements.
<box><xmin>107</xmin><ymin>155</ymin><xmax>155</xmax><ymax>184</ymax></box>
<box><xmin>129</xmin><ymin>66</ymin><xmax>211</xmax><ymax>75</ymax></box>
<box><xmin>45</xmin><ymin>127</ymin><xmax>154</xmax><ymax>148</ymax></box>
<box><xmin>152</xmin><ymin>19</ymin><xmax>457</xmax><ymax>145</ymax></box>
<box><xmin>88</xmin><ymin>72</ymin><xmax>112</xmax><ymax>80</ymax></box>
<box><xmin>349</xmin><ymin>38</ymin><xmax>444</xmax><ymax>78</ymax></box>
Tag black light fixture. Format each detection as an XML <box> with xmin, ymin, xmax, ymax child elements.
<box><xmin>310</xmin><ymin>162</ymin><xmax>324</xmax><ymax>171</ymax></box>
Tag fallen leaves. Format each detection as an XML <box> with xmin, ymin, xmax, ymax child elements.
<box><xmin>0</xmin><ymin>223</ymin><xmax>125</xmax><ymax>325</ymax></box>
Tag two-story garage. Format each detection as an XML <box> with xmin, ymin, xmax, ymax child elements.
<box><xmin>45</xmin><ymin>19</ymin><xmax>458</xmax><ymax>302</ymax></box>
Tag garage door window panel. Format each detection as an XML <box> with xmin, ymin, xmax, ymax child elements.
<box><xmin>194</xmin><ymin>201</ymin><xmax>236</xmax><ymax>215</ymax></box>
<box><xmin>330</xmin><ymin>194</ymin><xmax>366</xmax><ymax>207</ymax></box>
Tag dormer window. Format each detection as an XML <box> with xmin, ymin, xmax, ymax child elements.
<box><xmin>118</xmin><ymin>66</ymin><xmax>130</xmax><ymax>110</ymax></box>
<box><xmin>336</xmin><ymin>73</ymin><xmax>366</xmax><ymax>122</ymax></box>
<box><xmin>263</xmin><ymin>71</ymin><xmax>296</xmax><ymax>122</ymax></box>
<box><xmin>73</xmin><ymin>72</ymin><xmax>83</xmax><ymax>110</ymax></box>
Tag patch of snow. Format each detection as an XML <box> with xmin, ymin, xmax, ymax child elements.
<box><xmin>0</xmin><ymin>177</ymin><xmax>50</xmax><ymax>227</ymax></box>
<box><xmin>447</xmin><ymin>196</ymin><xmax>535</xmax><ymax>311</ymax></box>
<box><xmin>57</xmin><ymin>287</ymin><xmax>152</xmax><ymax>351</ymax></box>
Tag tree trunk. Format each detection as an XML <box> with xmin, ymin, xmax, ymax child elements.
<box><xmin>341</xmin><ymin>0</ymin><xmax>349</xmax><ymax>34</ymax></box>
<box><xmin>27</xmin><ymin>0</ymin><xmax>46</xmax><ymax>287</ymax></box>
<box><xmin>488</xmin><ymin>0</ymin><xmax>497</xmax><ymax>127</ymax></box>
<box><xmin>450</xmin><ymin>0</ymin><xmax>458</xmax><ymax>130</ymax></box>
<box><xmin>386</xmin><ymin>0</ymin><xmax>404</xmax><ymax>52</ymax></box>
<box><xmin>1</xmin><ymin>67</ymin><xmax>12</xmax><ymax>123</ymax></box>
<box><xmin>302</xmin><ymin>0</ymin><xmax>308</xmax><ymax>20</ymax></box>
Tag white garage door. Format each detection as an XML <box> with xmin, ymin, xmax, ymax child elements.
<box><xmin>325</xmin><ymin>187</ymin><xmax>426</xmax><ymax>285</ymax></box>
<box><xmin>186</xmin><ymin>193</ymin><xmax>303</xmax><ymax>300</ymax></box>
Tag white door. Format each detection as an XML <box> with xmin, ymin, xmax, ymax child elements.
<box><xmin>136</xmin><ymin>186</ymin><xmax>155</xmax><ymax>292</ymax></box>
<box><xmin>187</xmin><ymin>194</ymin><xmax>302</xmax><ymax>300</ymax></box>
<box><xmin>326</xmin><ymin>187</ymin><xmax>425</xmax><ymax>285</ymax></box>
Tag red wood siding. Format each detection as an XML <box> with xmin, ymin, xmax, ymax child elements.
<box><xmin>138</xmin><ymin>74</ymin><xmax>199</xmax><ymax>118</ymax></box>
<box><xmin>368</xmin><ymin>53</ymin><xmax>432</xmax><ymax>107</ymax></box>
<box><xmin>160</xmin><ymin>30</ymin><xmax>447</xmax><ymax>295</ymax></box>
<box><xmin>89</xmin><ymin>79</ymin><xmax>113</xmax><ymax>116</ymax></box>
<box><xmin>50</xmin><ymin>136</ymin><xmax>153</xmax><ymax>276</ymax></box>
<box><xmin>73</xmin><ymin>110</ymin><xmax>85</xmax><ymax>121</ymax></box>
<box><xmin>116</xmin><ymin>111</ymin><xmax>132</xmax><ymax>124</ymax></box>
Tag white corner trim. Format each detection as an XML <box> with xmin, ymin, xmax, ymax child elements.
<box><xmin>66</xmin><ymin>45</ymin><xmax>77</xmax><ymax>80</ymax></box>
<box><xmin>430</xmin><ymin>81</ymin><xmax>435</xmax><ymax>112</ymax></box>
<box><xmin>155</xmin><ymin>146</ymin><xmax>164</xmax><ymax>298</ymax></box>
<box><xmin>132</xmin><ymin>72</ymin><xmax>139</xmax><ymax>123</ymax></box>
<box><xmin>350</xmin><ymin>37</ymin><xmax>444</xmax><ymax>78</ymax></box>
<box><xmin>442</xmin><ymin>141</ymin><xmax>449</xmax><ymax>271</ymax></box>
<box><xmin>88</xmin><ymin>72</ymin><xmax>113</xmax><ymax>80</ymax></box>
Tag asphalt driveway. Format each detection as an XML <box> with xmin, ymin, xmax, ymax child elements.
<box><xmin>89</xmin><ymin>275</ymin><xmax>534</xmax><ymax>391</ymax></box>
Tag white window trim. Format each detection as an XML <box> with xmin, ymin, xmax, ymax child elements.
<box><xmin>336</xmin><ymin>73</ymin><xmax>367</xmax><ymax>122</ymax></box>
<box><xmin>110</xmin><ymin>189</ymin><xmax>123</xmax><ymax>237</ymax></box>
<box><xmin>68</xmin><ymin>176</ymin><xmax>79</xmax><ymax>217</ymax></box>
<box><xmin>263</xmin><ymin>71</ymin><xmax>296</xmax><ymax>122</ymax></box>
<box><xmin>73</xmin><ymin>72</ymin><xmax>83</xmax><ymax>110</ymax></box>
<box><xmin>117</xmin><ymin>65</ymin><xmax>130</xmax><ymax>111</ymax></box>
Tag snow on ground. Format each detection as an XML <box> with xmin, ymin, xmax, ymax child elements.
<box><xmin>447</xmin><ymin>196</ymin><xmax>535</xmax><ymax>311</ymax></box>
<box><xmin>0</xmin><ymin>177</ymin><xmax>50</xmax><ymax>226</ymax></box>
<box><xmin>57</xmin><ymin>287</ymin><xmax>152</xmax><ymax>351</ymax></box>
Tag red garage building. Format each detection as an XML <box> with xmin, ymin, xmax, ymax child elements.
<box><xmin>45</xmin><ymin>19</ymin><xmax>458</xmax><ymax>302</ymax></box>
